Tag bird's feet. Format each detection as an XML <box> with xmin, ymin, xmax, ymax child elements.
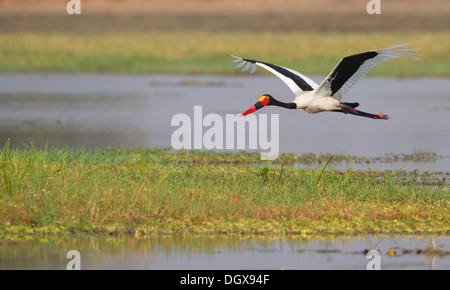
<box><xmin>375</xmin><ymin>113</ymin><xmax>390</xmax><ymax>120</ymax></box>
<box><xmin>341</xmin><ymin>108</ymin><xmax>389</xmax><ymax>120</ymax></box>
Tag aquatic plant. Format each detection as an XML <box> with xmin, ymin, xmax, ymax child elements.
<box><xmin>0</xmin><ymin>142</ymin><xmax>448</xmax><ymax>237</ymax></box>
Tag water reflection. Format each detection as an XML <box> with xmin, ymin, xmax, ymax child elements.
<box><xmin>1</xmin><ymin>235</ymin><xmax>449</xmax><ymax>270</ymax></box>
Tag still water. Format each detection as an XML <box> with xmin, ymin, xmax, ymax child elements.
<box><xmin>0</xmin><ymin>74</ymin><xmax>449</xmax><ymax>270</ymax></box>
<box><xmin>0</xmin><ymin>73</ymin><xmax>449</xmax><ymax>171</ymax></box>
<box><xmin>1</xmin><ymin>235</ymin><xmax>449</xmax><ymax>270</ymax></box>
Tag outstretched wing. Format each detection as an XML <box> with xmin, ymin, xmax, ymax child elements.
<box><xmin>230</xmin><ymin>55</ymin><xmax>319</xmax><ymax>95</ymax></box>
<box><xmin>315</xmin><ymin>43</ymin><xmax>422</xmax><ymax>101</ymax></box>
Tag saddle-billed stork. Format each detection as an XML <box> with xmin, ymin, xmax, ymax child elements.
<box><xmin>231</xmin><ymin>43</ymin><xmax>421</xmax><ymax>120</ymax></box>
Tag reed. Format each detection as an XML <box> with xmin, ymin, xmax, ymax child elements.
<box><xmin>1</xmin><ymin>143</ymin><xmax>448</xmax><ymax>236</ymax></box>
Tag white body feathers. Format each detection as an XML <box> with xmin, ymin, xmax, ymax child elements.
<box><xmin>231</xmin><ymin>43</ymin><xmax>421</xmax><ymax>114</ymax></box>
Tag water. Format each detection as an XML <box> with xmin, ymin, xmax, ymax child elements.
<box><xmin>0</xmin><ymin>74</ymin><xmax>449</xmax><ymax>270</ymax></box>
<box><xmin>1</xmin><ymin>235</ymin><xmax>449</xmax><ymax>270</ymax></box>
<box><xmin>0</xmin><ymin>73</ymin><xmax>449</xmax><ymax>171</ymax></box>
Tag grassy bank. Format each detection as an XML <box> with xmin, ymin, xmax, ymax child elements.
<box><xmin>1</xmin><ymin>31</ymin><xmax>449</xmax><ymax>76</ymax></box>
<box><xmin>1</xmin><ymin>143</ymin><xmax>448</xmax><ymax>237</ymax></box>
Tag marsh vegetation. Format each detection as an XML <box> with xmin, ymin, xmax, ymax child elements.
<box><xmin>1</xmin><ymin>143</ymin><xmax>448</xmax><ymax>237</ymax></box>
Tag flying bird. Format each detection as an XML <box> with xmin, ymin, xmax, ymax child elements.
<box><xmin>231</xmin><ymin>43</ymin><xmax>421</xmax><ymax>120</ymax></box>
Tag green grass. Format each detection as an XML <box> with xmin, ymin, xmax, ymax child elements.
<box><xmin>1</xmin><ymin>31</ymin><xmax>449</xmax><ymax>76</ymax></box>
<box><xmin>1</xmin><ymin>142</ymin><xmax>448</xmax><ymax>237</ymax></box>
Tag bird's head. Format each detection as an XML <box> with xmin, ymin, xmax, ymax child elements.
<box><xmin>241</xmin><ymin>94</ymin><xmax>273</xmax><ymax>116</ymax></box>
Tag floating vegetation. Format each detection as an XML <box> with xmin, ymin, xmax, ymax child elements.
<box><xmin>133</xmin><ymin>149</ymin><xmax>450</xmax><ymax>187</ymax></box>
<box><xmin>388</xmin><ymin>246</ymin><xmax>450</xmax><ymax>257</ymax></box>
<box><xmin>388</xmin><ymin>239</ymin><xmax>450</xmax><ymax>258</ymax></box>
<box><xmin>149</xmin><ymin>148</ymin><xmax>445</xmax><ymax>166</ymax></box>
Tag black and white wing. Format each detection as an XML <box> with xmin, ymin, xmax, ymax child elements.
<box><xmin>230</xmin><ymin>55</ymin><xmax>319</xmax><ymax>95</ymax></box>
<box><xmin>315</xmin><ymin>43</ymin><xmax>422</xmax><ymax>101</ymax></box>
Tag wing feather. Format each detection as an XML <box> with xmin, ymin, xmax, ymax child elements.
<box><xmin>315</xmin><ymin>43</ymin><xmax>421</xmax><ymax>101</ymax></box>
<box><xmin>230</xmin><ymin>55</ymin><xmax>319</xmax><ymax>94</ymax></box>
<box><xmin>242</xmin><ymin>62</ymin><xmax>251</xmax><ymax>72</ymax></box>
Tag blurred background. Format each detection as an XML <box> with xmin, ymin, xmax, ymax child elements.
<box><xmin>1</xmin><ymin>0</ymin><xmax>449</xmax><ymax>74</ymax></box>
